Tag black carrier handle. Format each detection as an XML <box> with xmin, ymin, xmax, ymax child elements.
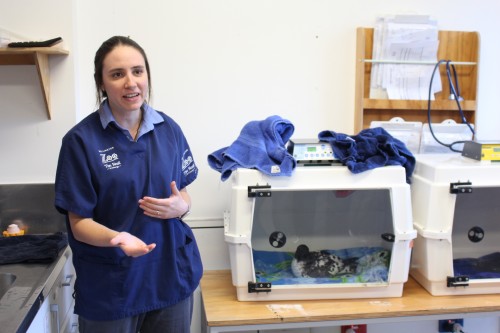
<box><xmin>248</xmin><ymin>184</ymin><xmax>272</xmax><ymax>198</ymax></box>
<box><xmin>449</xmin><ymin>181</ymin><xmax>473</xmax><ymax>194</ymax></box>
<box><xmin>248</xmin><ymin>281</ymin><xmax>272</xmax><ymax>293</ymax></box>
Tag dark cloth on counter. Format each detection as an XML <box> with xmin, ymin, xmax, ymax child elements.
<box><xmin>208</xmin><ymin>115</ymin><xmax>296</xmax><ymax>181</ymax></box>
<box><xmin>318</xmin><ymin>127</ymin><xmax>415</xmax><ymax>183</ymax></box>
<box><xmin>0</xmin><ymin>232</ymin><xmax>68</xmax><ymax>265</ymax></box>
<box><xmin>454</xmin><ymin>252</ymin><xmax>500</xmax><ymax>279</ymax></box>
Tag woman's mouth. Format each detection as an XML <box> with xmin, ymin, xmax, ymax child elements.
<box><xmin>124</xmin><ymin>93</ymin><xmax>140</xmax><ymax>99</ymax></box>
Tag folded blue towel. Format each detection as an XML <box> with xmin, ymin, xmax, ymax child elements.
<box><xmin>0</xmin><ymin>232</ymin><xmax>68</xmax><ymax>265</ymax></box>
<box><xmin>318</xmin><ymin>127</ymin><xmax>415</xmax><ymax>183</ymax></box>
<box><xmin>208</xmin><ymin>115</ymin><xmax>296</xmax><ymax>181</ymax></box>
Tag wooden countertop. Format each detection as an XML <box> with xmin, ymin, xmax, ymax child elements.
<box><xmin>200</xmin><ymin>270</ymin><xmax>500</xmax><ymax>328</ymax></box>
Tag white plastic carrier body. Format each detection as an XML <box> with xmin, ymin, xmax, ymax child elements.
<box><xmin>410</xmin><ymin>154</ymin><xmax>500</xmax><ymax>296</ymax></box>
<box><xmin>225</xmin><ymin>165</ymin><xmax>416</xmax><ymax>301</ymax></box>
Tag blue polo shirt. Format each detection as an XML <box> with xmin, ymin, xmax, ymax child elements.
<box><xmin>55</xmin><ymin>101</ymin><xmax>202</xmax><ymax>320</ymax></box>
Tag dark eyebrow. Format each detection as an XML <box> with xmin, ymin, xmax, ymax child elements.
<box><xmin>106</xmin><ymin>67</ymin><xmax>124</xmax><ymax>74</ymax></box>
<box><xmin>132</xmin><ymin>65</ymin><xmax>145</xmax><ymax>71</ymax></box>
<box><xmin>107</xmin><ymin>65</ymin><xmax>145</xmax><ymax>73</ymax></box>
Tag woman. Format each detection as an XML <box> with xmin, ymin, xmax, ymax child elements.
<box><xmin>55</xmin><ymin>36</ymin><xmax>203</xmax><ymax>333</ymax></box>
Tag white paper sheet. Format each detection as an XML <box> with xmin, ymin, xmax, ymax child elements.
<box><xmin>369</xmin><ymin>15</ymin><xmax>441</xmax><ymax>100</ymax></box>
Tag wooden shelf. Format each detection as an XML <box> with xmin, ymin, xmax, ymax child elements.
<box><xmin>363</xmin><ymin>99</ymin><xmax>476</xmax><ymax>111</ymax></box>
<box><xmin>354</xmin><ymin>28</ymin><xmax>479</xmax><ymax>132</ymax></box>
<box><xmin>0</xmin><ymin>47</ymin><xmax>69</xmax><ymax>119</ymax></box>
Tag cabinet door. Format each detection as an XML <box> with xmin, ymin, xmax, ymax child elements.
<box><xmin>61</xmin><ymin>308</ymin><xmax>78</xmax><ymax>333</ymax></box>
<box><xmin>51</xmin><ymin>255</ymin><xmax>76</xmax><ymax>329</ymax></box>
<box><xmin>26</xmin><ymin>251</ymin><xmax>76</xmax><ymax>333</ymax></box>
<box><xmin>50</xmin><ymin>252</ymin><xmax>76</xmax><ymax>333</ymax></box>
<box><xmin>26</xmin><ymin>295</ymin><xmax>50</xmax><ymax>333</ymax></box>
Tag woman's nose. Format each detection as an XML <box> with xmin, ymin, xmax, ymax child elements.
<box><xmin>124</xmin><ymin>74</ymin><xmax>137</xmax><ymax>88</ymax></box>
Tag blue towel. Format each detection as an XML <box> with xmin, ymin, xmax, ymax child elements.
<box><xmin>0</xmin><ymin>232</ymin><xmax>68</xmax><ymax>265</ymax></box>
<box><xmin>318</xmin><ymin>127</ymin><xmax>415</xmax><ymax>183</ymax></box>
<box><xmin>253</xmin><ymin>247</ymin><xmax>389</xmax><ymax>285</ymax></box>
<box><xmin>454</xmin><ymin>252</ymin><xmax>500</xmax><ymax>279</ymax></box>
<box><xmin>208</xmin><ymin>115</ymin><xmax>296</xmax><ymax>181</ymax></box>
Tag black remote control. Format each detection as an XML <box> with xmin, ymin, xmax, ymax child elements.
<box><xmin>7</xmin><ymin>37</ymin><xmax>63</xmax><ymax>48</ymax></box>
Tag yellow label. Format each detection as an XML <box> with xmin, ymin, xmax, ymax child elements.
<box><xmin>481</xmin><ymin>145</ymin><xmax>500</xmax><ymax>161</ymax></box>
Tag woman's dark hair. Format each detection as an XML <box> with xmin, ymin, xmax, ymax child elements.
<box><xmin>94</xmin><ymin>36</ymin><xmax>152</xmax><ymax>104</ymax></box>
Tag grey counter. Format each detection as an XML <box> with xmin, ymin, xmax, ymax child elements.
<box><xmin>0</xmin><ymin>246</ymin><xmax>71</xmax><ymax>333</ymax></box>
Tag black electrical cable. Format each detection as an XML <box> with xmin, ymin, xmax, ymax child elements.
<box><xmin>449</xmin><ymin>63</ymin><xmax>462</xmax><ymax>99</ymax></box>
<box><xmin>427</xmin><ymin>59</ymin><xmax>475</xmax><ymax>153</ymax></box>
<box><xmin>445</xmin><ymin>61</ymin><xmax>475</xmax><ymax>135</ymax></box>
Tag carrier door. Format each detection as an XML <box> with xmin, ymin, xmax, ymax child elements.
<box><xmin>451</xmin><ymin>186</ymin><xmax>500</xmax><ymax>283</ymax></box>
<box><xmin>250</xmin><ymin>188</ymin><xmax>395</xmax><ymax>287</ymax></box>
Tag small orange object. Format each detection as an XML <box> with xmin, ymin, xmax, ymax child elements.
<box><xmin>2</xmin><ymin>230</ymin><xmax>25</xmax><ymax>237</ymax></box>
<box><xmin>3</xmin><ymin>223</ymin><xmax>25</xmax><ymax>237</ymax></box>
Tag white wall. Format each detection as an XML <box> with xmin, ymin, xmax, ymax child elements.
<box><xmin>0</xmin><ymin>0</ymin><xmax>76</xmax><ymax>183</ymax></box>
<box><xmin>1</xmin><ymin>1</ymin><xmax>500</xmax><ymax>332</ymax></box>
<box><xmin>2</xmin><ymin>0</ymin><xmax>499</xmax><ymax>218</ymax></box>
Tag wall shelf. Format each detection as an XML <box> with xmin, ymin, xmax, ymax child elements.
<box><xmin>0</xmin><ymin>47</ymin><xmax>69</xmax><ymax>119</ymax></box>
<box><xmin>354</xmin><ymin>28</ymin><xmax>479</xmax><ymax>132</ymax></box>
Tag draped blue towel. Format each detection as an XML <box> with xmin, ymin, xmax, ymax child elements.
<box><xmin>208</xmin><ymin>115</ymin><xmax>296</xmax><ymax>181</ymax></box>
<box><xmin>318</xmin><ymin>127</ymin><xmax>415</xmax><ymax>183</ymax></box>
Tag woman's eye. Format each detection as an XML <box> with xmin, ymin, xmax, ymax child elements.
<box><xmin>111</xmin><ymin>72</ymin><xmax>123</xmax><ymax>79</ymax></box>
<box><xmin>133</xmin><ymin>69</ymin><xmax>144</xmax><ymax>76</ymax></box>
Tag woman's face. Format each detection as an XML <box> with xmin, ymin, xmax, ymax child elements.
<box><xmin>101</xmin><ymin>45</ymin><xmax>149</xmax><ymax>115</ymax></box>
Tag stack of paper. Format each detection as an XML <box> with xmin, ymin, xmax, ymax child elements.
<box><xmin>370</xmin><ymin>15</ymin><xmax>441</xmax><ymax>100</ymax></box>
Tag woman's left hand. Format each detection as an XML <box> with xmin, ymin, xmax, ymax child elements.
<box><xmin>138</xmin><ymin>181</ymin><xmax>190</xmax><ymax>219</ymax></box>
<box><xmin>110</xmin><ymin>231</ymin><xmax>156</xmax><ymax>257</ymax></box>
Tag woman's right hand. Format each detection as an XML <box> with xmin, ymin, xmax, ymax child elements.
<box><xmin>110</xmin><ymin>232</ymin><xmax>156</xmax><ymax>257</ymax></box>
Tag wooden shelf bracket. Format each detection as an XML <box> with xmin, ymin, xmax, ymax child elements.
<box><xmin>0</xmin><ymin>47</ymin><xmax>69</xmax><ymax>119</ymax></box>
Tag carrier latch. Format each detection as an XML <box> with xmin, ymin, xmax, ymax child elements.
<box><xmin>449</xmin><ymin>181</ymin><xmax>473</xmax><ymax>194</ymax></box>
<box><xmin>381</xmin><ymin>233</ymin><xmax>395</xmax><ymax>242</ymax></box>
<box><xmin>447</xmin><ymin>275</ymin><xmax>469</xmax><ymax>287</ymax></box>
<box><xmin>248</xmin><ymin>184</ymin><xmax>272</xmax><ymax>198</ymax></box>
<box><xmin>248</xmin><ymin>281</ymin><xmax>272</xmax><ymax>293</ymax></box>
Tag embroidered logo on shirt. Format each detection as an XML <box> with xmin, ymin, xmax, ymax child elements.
<box><xmin>182</xmin><ymin>149</ymin><xmax>196</xmax><ymax>177</ymax></box>
<box><xmin>99</xmin><ymin>146</ymin><xmax>122</xmax><ymax>170</ymax></box>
